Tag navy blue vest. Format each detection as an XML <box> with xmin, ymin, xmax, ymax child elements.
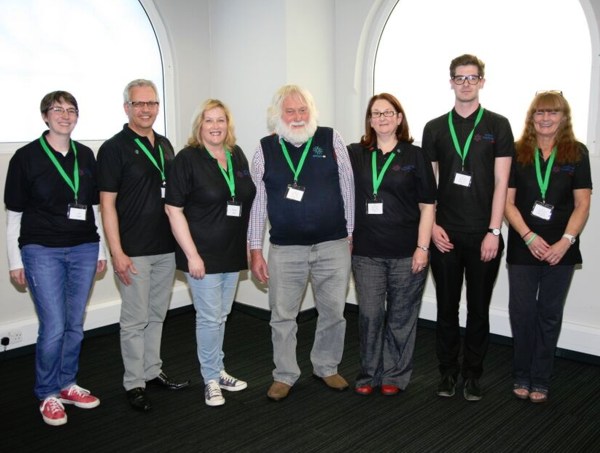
<box><xmin>261</xmin><ymin>127</ymin><xmax>347</xmax><ymax>245</ymax></box>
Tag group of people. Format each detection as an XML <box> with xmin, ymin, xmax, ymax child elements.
<box><xmin>5</xmin><ymin>53</ymin><xmax>591</xmax><ymax>427</ymax></box>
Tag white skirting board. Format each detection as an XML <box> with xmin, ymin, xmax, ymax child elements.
<box><xmin>1</xmin><ymin>289</ymin><xmax>598</xmax><ymax>358</ymax></box>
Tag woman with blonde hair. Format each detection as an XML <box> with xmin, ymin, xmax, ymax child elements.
<box><xmin>166</xmin><ymin>99</ymin><xmax>256</xmax><ymax>406</ymax></box>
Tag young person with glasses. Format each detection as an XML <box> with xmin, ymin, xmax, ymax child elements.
<box><xmin>5</xmin><ymin>91</ymin><xmax>107</xmax><ymax>425</ymax></box>
<box><xmin>421</xmin><ymin>54</ymin><xmax>514</xmax><ymax>401</ymax></box>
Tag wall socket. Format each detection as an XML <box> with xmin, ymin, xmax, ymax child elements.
<box><xmin>8</xmin><ymin>331</ymin><xmax>23</xmax><ymax>344</ymax></box>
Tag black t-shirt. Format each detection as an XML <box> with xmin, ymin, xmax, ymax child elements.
<box><xmin>348</xmin><ymin>142</ymin><xmax>436</xmax><ymax>258</ymax></box>
<box><xmin>506</xmin><ymin>143</ymin><xmax>593</xmax><ymax>265</ymax></box>
<box><xmin>422</xmin><ymin>106</ymin><xmax>514</xmax><ymax>233</ymax></box>
<box><xmin>97</xmin><ymin>124</ymin><xmax>175</xmax><ymax>257</ymax></box>
<box><xmin>165</xmin><ymin>145</ymin><xmax>256</xmax><ymax>273</ymax></box>
<box><xmin>4</xmin><ymin>131</ymin><xmax>100</xmax><ymax>248</ymax></box>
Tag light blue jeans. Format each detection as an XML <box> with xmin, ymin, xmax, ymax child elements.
<box><xmin>268</xmin><ymin>238</ymin><xmax>351</xmax><ymax>385</ymax></box>
<box><xmin>22</xmin><ymin>242</ymin><xmax>99</xmax><ymax>400</ymax></box>
<box><xmin>186</xmin><ymin>272</ymin><xmax>239</xmax><ymax>383</ymax></box>
<box><xmin>118</xmin><ymin>253</ymin><xmax>175</xmax><ymax>390</ymax></box>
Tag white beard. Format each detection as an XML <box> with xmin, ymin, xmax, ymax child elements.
<box><xmin>275</xmin><ymin>119</ymin><xmax>317</xmax><ymax>145</ymax></box>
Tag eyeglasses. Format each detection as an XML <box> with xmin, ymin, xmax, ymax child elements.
<box><xmin>533</xmin><ymin>109</ymin><xmax>562</xmax><ymax>117</ymax></box>
<box><xmin>128</xmin><ymin>101</ymin><xmax>159</xmax><ymax>109</ymax></box>
<box><xmin>451</xmin><ymin>75</ymin><xmax>482</xmax><ymax>85</ymax></box>
<box><xmin>370</xmin><ymin>110</ymin><xmax>397</xmax><ymax>118</ymax></box>
<box><xmin>535</xmin><ymin>90</ymin><xmax>563</xmax><ymax>96</ymax></box>
<box><xmin>49</xmin><ymin>106</ymin><xmax>78</xmax><ymax>116</ymax></box>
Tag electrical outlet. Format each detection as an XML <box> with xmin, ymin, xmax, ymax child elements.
<box><xmin>8</xmin><ymin>331</ymin><xmax>23</xmax><ymax>344</ymax></box>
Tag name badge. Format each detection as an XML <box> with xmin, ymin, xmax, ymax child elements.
<box><xmin>285</xmin><ymin>184</ymin><xmax>305</xmax><ymax>202</ymax></box>
<box><xmin>367</xmin><ymin>200</ymin><xmax>383</xmax><ymax>215</ymax></box>
<box><xmin>453</xmin><ymin>171</ymin><xmax>472</xmax><ymax>187</ymax></box>
<box><xmin>67</xmin><ymin>203</ymin><xmax>87</xmax><ymax>221</ymax></box>
<box><xmin>531</xmin><ymin>200</ymin><xmax>554</xmax><ymax>220</ymax></box>
<box><xmin>227</xmin><ymin>200</ymin><xmax>242</xmax><ymax>217</ymax></box>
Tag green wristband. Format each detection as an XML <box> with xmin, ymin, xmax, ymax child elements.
<box><xmin>525</xmin><ymin>233</ymin><xmax>537</xmax><ymax>246</ymax></box>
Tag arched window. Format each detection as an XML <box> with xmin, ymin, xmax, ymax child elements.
<box><xmin>374</xmin><ymin>0</ymin><xmax>592</xmax><ymax>147</ymax></box>
<box><xmin>0</xmin><ymin>0</ymin><xmax>164</xmax><ymax>145</ymax></box>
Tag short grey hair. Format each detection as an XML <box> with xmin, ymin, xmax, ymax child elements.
<box><xmin>123</xmin><ymin>79</ymin><xmax>160</xmax><ymax>104</ymax></box>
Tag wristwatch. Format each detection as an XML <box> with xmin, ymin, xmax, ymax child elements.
<box><xmin>488</xmin><ymin>228</ymin><xmax>501</xmax><ymax>236</ymax></box>
<box><xmin>562</xmin><ymin>233</ymin><xmax>576</xmax><ymax>244</ymax></box>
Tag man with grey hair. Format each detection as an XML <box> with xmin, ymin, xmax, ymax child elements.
<box><xmin>97</xmin><ymin>79</ymin><xmax>190</xmax><ymax>412</ymax></box>
<box><xmin>248</xmin><ymin>84</ymin><xmax>355</xmax><ymax>401</ymax></box>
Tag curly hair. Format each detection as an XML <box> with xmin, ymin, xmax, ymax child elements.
<box><xmin>515</xmin><ymin>91</ymin><xmax>580</xmax><ymax>165</ymax></box>
<box><xmin>360</xmin><ymin>93</ymin><xmax>413</xmax><ymax>148</ymax></box>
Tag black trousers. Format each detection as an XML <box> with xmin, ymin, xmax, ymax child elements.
<box><xmin>430</xmin><ymin>230</ymin><xmax>503</xmax><ymax>380</ymax></box>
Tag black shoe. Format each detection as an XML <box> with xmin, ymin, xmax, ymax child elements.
<box><xmin>127</xmin><ymin>387</ymin><xmax>152</xmax><ymax>412</ymax></box>
<box><xmin>463</xmin><ymin>378</ymin><xmax>482</xmax><ymax>401</ymax></box>
<box><xmin>147</xmin><ymin>372</ymin><xmax>191</xmax><ymax>390</ymax></box>
<box><xmin>437</xmin><ymin>375</ymin><xmax>456</xmax><ymax>397</ymax></box>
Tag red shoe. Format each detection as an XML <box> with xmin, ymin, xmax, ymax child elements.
<box><xmin>40</xmin><ymin>397</ymin><xmax>67</xmax><ymax>426</ymax></box>
<box><xmin>60</xmin><ymin>385</ymin><xmax>100</xmax><ymax>409</ymax></box>
<box><xmin>354</xmin><ymin>384</ymin><xmax>373</xmax><ymax>395</ymax></box>
<box><xmin>381</xmin><ymin>384</ymin><xmax>400</xmax><ymax>396</ymax></box>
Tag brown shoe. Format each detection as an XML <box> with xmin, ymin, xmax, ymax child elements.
<box><xmin>267</xmin><ymin>381</ymin><xmax>291</xmax><ymax>401</ymax></box>
<box><xmin>314</xmin><ymin>373</ymin><xmax>349</xmax><ymax>391</ymax></box>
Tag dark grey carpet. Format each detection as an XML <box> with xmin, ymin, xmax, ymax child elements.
<box><xmin>1</xmin><ymin>305</ymin><xmax>598</xmax><ymax>453</ymax></box>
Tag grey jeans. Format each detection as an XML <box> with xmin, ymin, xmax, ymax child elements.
<box><xmin>268</xmin><ymin>239</ymin><xmax>351</xmax><ymax>385</ymax></box>
<box><xmin>118</xmin><ymin>252</ymin><xmax>176</xmax><ymax>390</ymax></box>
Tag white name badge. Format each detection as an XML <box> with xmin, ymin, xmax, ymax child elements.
<box><xmin>367</xmin><ymin>201</ymin><xmax>383</xmax><ymax>215</ymax></box>
<box><xmin>453</xmin><ymin>171</ymin><xmax>472</xmax><ymax>187</ymax></box>
<box><xmin>285</xmin><ymin>184</ymin><xmax>305</xmax><ymax>202</ymax></box>
<box><xmin>67</xmin><ymin>204</ymin><xmax>87</xmax><ymax>221</ymax></box>
<box><xmin>531</xmin><ymin>200</ymin><xmax>554</xmax><ymax>220</ymax></box>
<box><xmin>227</xmin><ymin>201</ymin><xmax>242</xmax><ymax>217</ymax></box>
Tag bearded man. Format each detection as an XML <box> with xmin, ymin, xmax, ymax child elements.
<box><xmin>248</xmin><ymin>84</ymin><xmax>355</xmax><ymax>401</ymax></box>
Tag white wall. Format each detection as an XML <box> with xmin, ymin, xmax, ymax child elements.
<box><xmin>1</xmin><ymin>0</ymin><xmax>598</xmax><ymax>357</ymax></box>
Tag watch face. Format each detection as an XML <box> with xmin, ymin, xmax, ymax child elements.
<box><xmin>490</xmin><ymin>228</ymin><xmax>500</xmax><ymax>236</ymax></box>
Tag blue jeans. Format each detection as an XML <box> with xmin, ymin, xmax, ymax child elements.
<box><xmin>22</xmin><ymin>242</ymin><xmax>99</xmax><ymax>400</ymax></box>
<box><xmin>186</xmin><ymin>272</ymin><xmax>239</xmax><ymax>383</ymax></box>
<box><xmin>268</xmin><ymin>238</ymin><xmax>351</xmax><ymax>385</ymax></box>
<box><xmin>118</xmin><ymin>253</ymin><xmax>175</xmax><ymax>390</ymax></box>
<box><xmin>508</xmin><ymin>264</ymin><xmax>574</xmax><ymax>392</ymax></box>
<box><xmin>352</xmin><ymin>256</ymin><xmax>426</xmax><ymax>389</ymax></box>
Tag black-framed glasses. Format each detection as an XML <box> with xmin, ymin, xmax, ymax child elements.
<box><xmin>50</xmin><ymin>106</ymin><xmax>78</xmax><ymax>116</ymax></box>
<box><xmin>128</xmin><ymin>101</ymin><xmax>159</xmax><ymax>109</ymax></box>
<box><xmin>370</xmin><ymin>110</ymin><xmax>397</xmax><ymax>118</ymax></box>
<box><xmin>451</xmin><ymin>75</ymin><xmax>482</xmax><ymax>85</ymax></box>
<box><xmin>535</xmin><ymin>90</ymin><xmax>563</xmax><ymax>96</ymax></box>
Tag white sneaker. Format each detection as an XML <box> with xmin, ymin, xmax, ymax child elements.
<box><xmin>205</xmin><ymin>380</ymin><xmax>225</xmax><ymax>406</ymax></box>
<box><xmin>219</xmin><ymin>370</ymin><xmax>248</xmax><ymax>392</ymax></box>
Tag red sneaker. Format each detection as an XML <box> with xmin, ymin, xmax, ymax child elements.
<box><xmin>60</xmin><ymin>385</ymin><xmax>100</xmax><ymax>409</ymax></box>
<box><xmin>40</xmin><ymin>397</ymin><xmax>67</xmax><ymax>426</ymax></box>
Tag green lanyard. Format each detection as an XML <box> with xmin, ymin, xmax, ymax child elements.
<box><xmin>448</xmin><ymin>107</ymin><xmax>485</xmax><ymax>170</ymax></box>
<box><xmin>206</xmin><ymin>149</ymin><xmax>236</xmax><ymax>199</ymax></box>
<box><xmin>534</xmin><ymin>147</ymin><xmax>556</xmax><ymax>202</ymax></box>
<box><xmin>279</xmin><ymin>137</ymin><xmax>313</xmax><ymax>184</ymax></box>
<box><xmin>134</xmin><ymin>138</ymin><xmax>166</xmax><ymax>182</ymax></box>
<box><xmin>371</xmin><ymin>150</ymin><xmax>396</xmax><ymax>197</ymax></box>
<box><xmin>39</xmin><ymin>135</ymin><xmax>80</xmax><ymax>203</ymax></box>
